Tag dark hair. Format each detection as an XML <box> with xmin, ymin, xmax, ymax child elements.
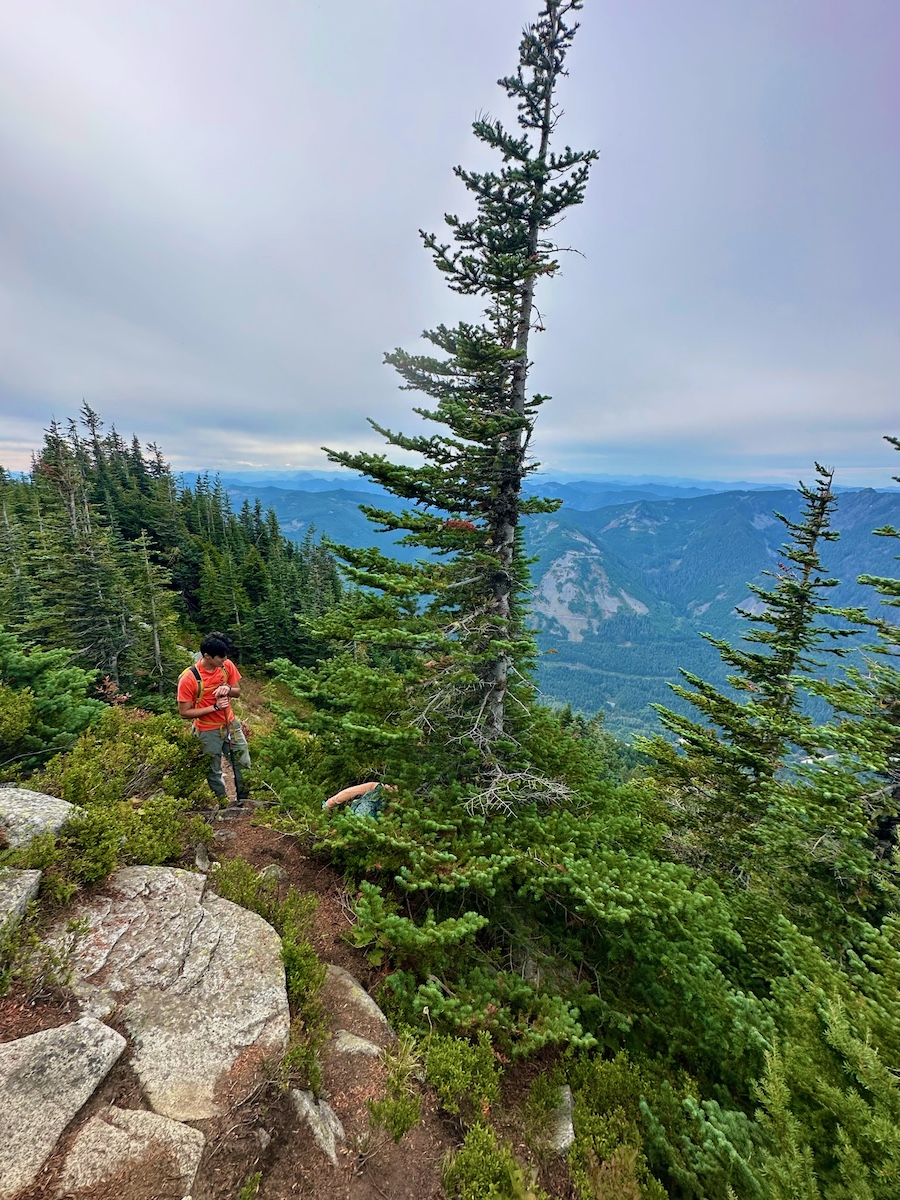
<box><xmin>200</xmin><ymin>634</ymin><xmax>230</xmax><ymax>659</ymax></box>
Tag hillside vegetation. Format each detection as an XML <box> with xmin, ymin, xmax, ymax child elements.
<box><xmin>10</xmin><ymin>448</ymin><xmax>891</xmax><ymax>1198</ymax></box>
<box><xmin>0</xmin><ymin>406</ymin><xmax>341</xmax><ymax>719</ymax></box>
<box><xmin>4</xmin><ymin>2</ymin><xmax>900</xmax><ymax>1196</ymax></box>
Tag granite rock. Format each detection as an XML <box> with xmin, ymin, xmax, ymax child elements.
<box><xmin>50</xmin><ymin>866</ymin><xmax>290</xmax><ymax>1120</ymax></box>
<box><xmin>0</xmin><ymin>1017</ymin><xmax>126</xmax><ymax>1198</ymax></box>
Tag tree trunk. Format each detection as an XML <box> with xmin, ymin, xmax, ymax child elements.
<box><xmin>485</xmin><ymin>2</ymin><xmax>562</xmax><ymax>740</ymax></box>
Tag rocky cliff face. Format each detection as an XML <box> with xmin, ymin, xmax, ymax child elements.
<box><xmin>533</xmin><ymin>532</ymin><xmax>649</xmax><ymax>643</ymax></box>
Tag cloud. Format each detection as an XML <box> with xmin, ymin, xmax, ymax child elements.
<box><xmin>0</xmin><ymin>0</ymin><xmax>897</xmax><ymax>485</ymax></box>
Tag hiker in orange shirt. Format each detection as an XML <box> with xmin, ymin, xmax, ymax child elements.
<box><xmin>177</xmin><ymin>633</ymin><xmax>251</xmax><ymax>803</ymax></box>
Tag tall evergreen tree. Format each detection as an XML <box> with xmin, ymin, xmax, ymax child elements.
<box><xmin>817</xmin><ymin>437</ymin><xmax>900</xmax><ymax>860</ymax></box>
<box><xmin>325</xmin><ymin>0</ymin><xmax>596</xmax><ymax>775</ymax></box>
<box><xmin>129</xmin><ymin>529</ymin><xmax>184</xmax><ymax>692</ymax></box>
<box><xmin>28</xmin><ymin>422</ymin><xmax>137</xmax><ymax>684</ymax></box>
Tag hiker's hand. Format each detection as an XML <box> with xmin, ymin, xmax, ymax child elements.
<box><xmin>214</xmin><ymin>685</ymin><xmax>230</xmax><ymax>698</ymax></box>
<box><xmin>215</xmin><ymin>696</ymin><xmax>230</xmax><ymax>710</ymax></box>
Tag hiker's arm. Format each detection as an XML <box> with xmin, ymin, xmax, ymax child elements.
<box><xmin>324</xmin><ymin>782</ymin><xmax>378</xmax><ymax>810</ymax></box>
<box><xmin>178</xmin><ymin>697</ymin><xmax>230</xmax><ymax>719</ymax></box>
<box><xmin>214</xmin><ymin>667</ymin><xmax>241</xmax><ymax>699</ymax></box>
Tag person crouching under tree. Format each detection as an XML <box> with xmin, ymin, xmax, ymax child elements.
<box><xmin>177</xmin><ymin>633</ymin><xmax>251</xmax><ymax>803</ymax></box>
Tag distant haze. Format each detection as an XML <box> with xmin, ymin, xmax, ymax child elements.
<box><xmin>1</xmin><ymin>0</ymin><xmax>898</xmax><ymax>486</ymax></box>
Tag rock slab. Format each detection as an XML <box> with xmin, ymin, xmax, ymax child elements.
<box><xmin>58</xmin><ymin>1105</ymin><xmax>205</xmax><ymax>1196</ymax></box>
<box><xmin>331</xmin><ymin>1029</ymin><xmax>383</xmax><ymax>1058</ymax></box>
<box><xmin>547</xmin><ymin>1084</ymin><xmax>575</xmax><ymax>1154</ymax></box>
<box><xmin>325</xmin><ymin>963</ymin><xmax>392</xmax><ymax>1032</ymax></box>
<box><xmin>0</xmin><ymin>1016</ymin><xmax>126</xmax><ymax>1199</ymax></box>
<box><xmin>51</xmin><ymin>865</ymin><xmax>290</xmax><ymax>1120</ymax></box>
<box><xmin>292</xmin><ymin>1089</ymin><xmax>346</xmax><ymax>1166</ymax></box>
<box><xmin>0</xmin><ymin>867</ymin><xmax>41</xmax><ymax>937</ymax></box>
<box><xmin>0</xmin><ymin>787</ymin><xmax>79</xmax><ymax>849</ymax></box>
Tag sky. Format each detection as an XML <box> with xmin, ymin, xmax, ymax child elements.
<box><xmin>1</xmin><ymin>0</ymin><xmax>898</xmax><ymax>487</ymax></box>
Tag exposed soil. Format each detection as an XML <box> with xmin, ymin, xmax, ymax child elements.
<box><xmin>0</xmin><ymin>984</ymin><xmax>78</xmax><ymax>1043</ymax></box>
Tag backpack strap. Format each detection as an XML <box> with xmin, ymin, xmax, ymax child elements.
<box><xmin>187</xmin><ymin>663</ymin><xmax>230</xmax><ymax>723</ymax></box>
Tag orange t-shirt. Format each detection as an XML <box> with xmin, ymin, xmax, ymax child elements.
<box><xmin>177</xmin><ymin>659</ymin><xmax>242</xmax><ymax>731</ymax></box>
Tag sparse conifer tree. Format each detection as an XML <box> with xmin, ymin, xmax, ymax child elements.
<box><xmin>644</xmin><ymin>467</ymin><xmax>854</xmax><ymax>870</ymax></box>
<box><xmin>325</xmin><ymin>0</ymin><xmax>596</xmax><ymax>778</ymax></box>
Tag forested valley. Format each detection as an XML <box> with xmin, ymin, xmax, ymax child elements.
<box><xmin>4</xmin><ymin>2</ymin><xmax>900</xmax><ymax>1197</ymax></box>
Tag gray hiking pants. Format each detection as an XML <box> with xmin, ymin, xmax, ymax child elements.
<box><xmin>197</xmin><ymin>724</ymin><xmax>251</xmax><ymax>799</ymax></box>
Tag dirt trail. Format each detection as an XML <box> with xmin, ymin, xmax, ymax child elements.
<box><xmin>198</xmin><ymin>803</ymin><xmax>457</xmax><ymax>1199</ymax></box>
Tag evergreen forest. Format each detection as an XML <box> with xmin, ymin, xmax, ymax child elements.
<box><xmin>3</xmin><ymin>3</ymin><xmax>900</xmax><ymax>1197</ymax></box>
<box><xmin>0</xmin><ymin>406</ymin><xmax>341</xmax><ymax>723</ymax></box>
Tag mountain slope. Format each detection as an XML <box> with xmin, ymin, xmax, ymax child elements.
<box><xmin>226</xmin><ymin>482</ymin><xmax>900</xmax><ymax>733</ymax></box>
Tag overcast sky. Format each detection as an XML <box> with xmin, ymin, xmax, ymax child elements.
<box><xmin>1</xmin><ymin>0</ymin><xmax>898</xmax><ymax>485</ymax></box>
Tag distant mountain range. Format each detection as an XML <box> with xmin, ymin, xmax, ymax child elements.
<box><xmin>527</xmin><ymin>488</ymin><xmax>900</xmax><ymax>732</ymax></box>
<box><xmin>213</xmin><ymin>473</ymin><xmax>900</xmax><ymax>735</ymax></box>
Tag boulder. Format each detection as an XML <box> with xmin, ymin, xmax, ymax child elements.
<box><xmin>57</xmin><ymin>1105</ymin><xmax>205</xmax><ymax>1197</ymax></box>
<box><xmin>291</xmin><ymin>1089</ymin><xmax>345</xmax><ymax>1166</ymax></box>
<box><xmin>50</xmin><ymin>866</ymin><xmax>290</xmax><ymax>1120</ymax></box>
<box><xmin>257</xmin><ymin>863</ymin><xmax>285</xmax><ymax>882</ymax></box>
<box><xmin>0</xmin><ymin>787</ymin><xmax>79</xmax><ymax>849</ymax></box>
<box><xmin>331</xmin><ymin>1029</ymin><xmax>383</xmax><ymax>1058</ymax></box>
<box><xmin>0</xmin><ymin>867</ymin><xmax>41</xmax><ymax>938</ymax></box>
<box><xmin>0</xmin><ymin>1016</ymin><xmax>126</xmax><ymax>1199</ymax></box>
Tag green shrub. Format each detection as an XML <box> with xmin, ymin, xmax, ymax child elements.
<box><xmin>521</xmin><ymin>1070</ymin><xmax>567</xmax><ymax>1150</ymax></box>
<box><xmin>208</xmin><ymin>858</ymin><xmax>327</xmax><ymax>1093</ymax></box>
<box><xmin>574</xmin><ymin>1145</ymin><xmax>645</xmax><ymax>1200</ymax></box>
<box><xmin>367</xmin><ymin>1033</ymin><xmax>422</xmax><ymax>1142</ymax></box>
<box><xmin>368</xmin><ymin>1088</ymin><xmax>421</xmax><ymax>1142</ymax></box>
<box><xmin>208</xmin><ymin>858</ymin><xmax>318</xmax><ymax>941</ymax></box>
<box><xmin>349</xmin><ymin>880</ymin><xmax>489</xmax><ymax>973</ymax></box>
<box><xmin>249</xmin><ymin>722</ymin><xmax>329</xmax><ymax>823</ymax></box>
<box><xmin>32</xmin><ymin>705</ymin><xmax>208</xmax><ymax>807</ymax></box>
<box><xmin>0</xmin><ymin>681</ymin><xmax>34</xmax><ymax>746</ymax></box>
<box><xmin>0</xmin><ymin>797</ymin><xmax>202</xmax><ymax>904</ymax></box>
<box><xmin>279</xmin><ymin>1014</ymin><xmax>326</xmax><ymax>1095</ymax></box>
<box><xmin>754</xmin><ymin>989</ymin><xmax>900</xmax><ymax>1200</ymax></box>
<box><xmin>425</xmin><ymin>1031</ymin><xmax>501</xmax><ymax>1121</ymax></box>
<box><xmin>567</xmin><ymin>1050</ymin><xmax>762</xmax><ymax>1200</ymax></box>
<box><xmin>0</xmin><ymin>626</ymin><xmax>103</xmax><ymax>775</ymax></box>
<box><xmin>442</xmin><ymin>1123</ymin><xmax>546</xmax><ymax>1200</ymax></box>
<box><xmin>208</xmin><ymin>859</ymin><xmax>324</xmax><ymax>1012</ymax></box>
<box><xmin>236</xmin><ymin>1172</ymin><xmax>262</xmax><ymax>1200</ymax></box>
<box><xmin>568</xmin><ymin>1053</ymin><xmax>668</xmax><ymax>1200</ymax></box>
<box><xmin>0</xmin><ymin>907</ymin><xmax>87</xmax><ymax>1000</ymax></box>
<box><xmin>3</xmin><ymin>702</ymin><xmax>207</xmax><ymax>900</ymax></box>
